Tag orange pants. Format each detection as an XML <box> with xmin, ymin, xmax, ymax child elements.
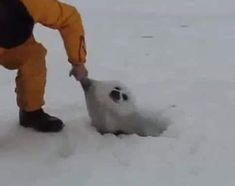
<box><xmin>0</xmin><ymin>36</ymin><xmax>47</xmax><ymax>111</ymax></box>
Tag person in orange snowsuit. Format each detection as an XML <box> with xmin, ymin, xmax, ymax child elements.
<box><xmin>0</xmin><ymin>0</ymin><xmax>88</xmax><ymax>132</ymax></box>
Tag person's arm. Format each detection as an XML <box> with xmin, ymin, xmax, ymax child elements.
<box><xmin>21</xmin><ymin>0</ymin><xmax>87</xmax><ymax>65</ymax></box>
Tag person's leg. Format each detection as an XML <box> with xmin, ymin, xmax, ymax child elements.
<box><xmin>0</xmin><ymin>36</ymin><xmax>46</xmax><ymax>110</ymax></box>
<box><xmin>0</xmin><ymin>36</ymin><xmax>64</xmax><ymax>132</ymax></box>
<box><xmin>15</xmin><ymin>37</ymin><xmax>47</xmax><ymax>111</ymax></box>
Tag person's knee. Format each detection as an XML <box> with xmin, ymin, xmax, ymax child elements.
<box><xmin>20</xmin><ymin>43</ymin><xmax>47</xmax><ymax>76</ymax></box>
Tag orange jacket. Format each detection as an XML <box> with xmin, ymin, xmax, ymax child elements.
<box><xmin>21</xmin><ymin>0</ymin><xmax>87</xmax><ymax>65</ymax></box>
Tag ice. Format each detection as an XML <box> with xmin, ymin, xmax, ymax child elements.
<box><xmin>0</xmin><ymin>0</ymin><xmax>235</xmax><ymax>185</ymax></box>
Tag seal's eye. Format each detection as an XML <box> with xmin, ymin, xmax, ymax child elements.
<box><xmin>122</xmin><ymin>94</ymin><xmax>128</xmax><ymax>101</ymax></box>
<box><xmin>109</xmin><ymin>90</ymin><xmax>121</xmax><ymax>103</ymax></box>
<box><xmin>114</xmin><ymin>86</ymin><xmax>121</xmax><ymax>91</ymax></box>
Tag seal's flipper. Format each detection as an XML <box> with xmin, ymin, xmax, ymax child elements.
<box><xmin>80</xmin><ymin>78</ymin><xmax>92</xmax><ymax>92</ymax></box>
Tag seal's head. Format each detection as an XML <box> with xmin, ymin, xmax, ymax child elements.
<box><xmin>81</xmin><ymin>78</ymin><xmax>136</xmax><ymax>117</ymax></box>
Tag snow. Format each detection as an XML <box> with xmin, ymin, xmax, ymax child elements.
<box><xmin>1</xmin><ymin>0</ymin><xmax>235</xmax><ymax>185</ymax></box>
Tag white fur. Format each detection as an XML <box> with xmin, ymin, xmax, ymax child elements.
<box><xmin>94</xmin><ymin>80</ymin><xmax>136</xmax><ymax>116</ymax></box>
<box><xmin>82</xmin><ymin>79</ymin><xmax>168</xmax><ymax>136</ymax></box>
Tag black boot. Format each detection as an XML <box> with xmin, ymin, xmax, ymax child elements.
<box><xmin>19</xmin><ymin>109</ymin><xmax>64</xmax><ymax>132</ymax></box>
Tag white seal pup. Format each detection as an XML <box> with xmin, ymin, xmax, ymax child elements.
<box><xmin>80</xmin><ymin>78</ymin><xmax>168</xmax><ymax>136</ymax></box>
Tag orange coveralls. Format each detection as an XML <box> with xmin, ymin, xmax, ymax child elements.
<box><xmin>0</xmin><ymin>0</ymin><xmax>87</xmax><ymax>111</ymax></box>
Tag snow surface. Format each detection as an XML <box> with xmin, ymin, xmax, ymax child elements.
<box><xmin>1</xmin><ymin>0</ymin><xmax>235</xmax><ymax>185</ymax></box>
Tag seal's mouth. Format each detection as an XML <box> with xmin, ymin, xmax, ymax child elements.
<box><xmin>80</xmin><ymin>78</ymin><xmax>92</xmax><ymax>92</ymax></box>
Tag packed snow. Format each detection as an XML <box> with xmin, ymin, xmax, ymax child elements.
<box><xmin>1</xmin><ymin>0</ymin><xmax>235</xmax><ymax>185</ymax></box>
